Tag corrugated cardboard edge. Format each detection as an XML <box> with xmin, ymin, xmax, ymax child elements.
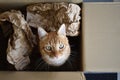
<box><xmin>0</xmin><ymin>72</ymin><xmax>85</xmax><ymax>80</ymax></box>
<box><xmin>0</xmin><ymin>0</ymin><xmax>83</xmax><ymax>9</ymax></box>
<box><xmin>0</xmin><ymin>0</ymin><xmax>83</xmax><ymax>3</ymax></box>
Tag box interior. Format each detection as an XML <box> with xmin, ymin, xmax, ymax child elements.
<box><xmin>0</xmin><ymin>2</ymin><xmax>83</xmax><ymax>71</ymax></box>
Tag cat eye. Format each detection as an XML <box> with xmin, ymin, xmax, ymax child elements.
<box><xmin>59</xmin><ymin>44</ymin><xmax>64</xmax><ymax>49</ymax></box>
<box><xmin>45</xmin><ymin>46</ymin><xmax>52</xmax><ymax>51</ymax></box>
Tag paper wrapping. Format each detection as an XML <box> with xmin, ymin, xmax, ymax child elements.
<box><xmin>0</xmin><ymin>10</ymin><xmax>36</xmax><ymax>70</ymax></box>
<box><xmin>27</xmin><ymin>2</ymin><xmax>81</xmax><ymax>36</ymax></box>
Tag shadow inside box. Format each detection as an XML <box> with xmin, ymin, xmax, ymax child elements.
<box><xmin>0</xmin><ymin>25</ymin><xmax>14</xmax><ymax>71</ymax></box>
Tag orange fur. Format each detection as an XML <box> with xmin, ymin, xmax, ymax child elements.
<box><xmin>38</xmin><ymin>24</ymin><xmax>70</xmax><ymax>66</ymax></box>
<box><xmin>39</xmin><ymin>31</ymin><xmax>70</xmax><ymax>57</ymax></box>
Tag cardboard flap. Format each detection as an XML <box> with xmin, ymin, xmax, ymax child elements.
<box><xmin>82</xmin><ymin>2</ymin><xmax>120</xmax><ymax>72</ymax></box>
<box><xmin>0</xmin><ymin>72</ymin><xmax>85</xmax><ymax>80</ymax></box>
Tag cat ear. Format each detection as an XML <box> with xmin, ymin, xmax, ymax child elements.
<box><xmin>57</xmin><ymin>24</ymin><xmax>66</xmax><ymax>35</ymax></box>
<box><xmin>38</xmin><ymin>27</ymin><xmax>48</xmax><ymax>39</ymax></box>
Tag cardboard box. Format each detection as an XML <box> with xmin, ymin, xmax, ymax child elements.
<box><xmin>0</xmin><ymin>0</ymin><xmax>120</xmax><ymax>79</ymax></box>
<box><xmin>0</xmin><ymin>0</ymin><xmax>85</xmax><ymax>80</ymax></box>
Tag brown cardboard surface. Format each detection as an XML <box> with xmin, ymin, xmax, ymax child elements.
<box><xmin>0</xmin><ymin>0</ymin><xmax>83</xmax><ymax>3</ymax></box>
<box><xmin>0</xmin><ymin>0</ymin><xmax>82</xmax><ymax>11</ymax></box>
<box><xmin>83</xmin><ymin>2</ymin><xmax>120</xmax><ymax>72</ymax></box>
<box><xmin>0</xmin><ymin>1</ymin><xmax>85</xmax><ymax>80</ymax></box>
<box><xmin>0</xmin><ymin>72</ymin><xmax>85</xmax><ymax>80</ymax></box>
<box><xmin>0</xmin><ymin>0</ymin><xmax>82</xmax><ymax>3</ymax></box>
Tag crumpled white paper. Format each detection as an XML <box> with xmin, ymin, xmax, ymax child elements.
<box><xmin>0</xmin><ymin>10</ymin><xmax>36</xmax><ymax>70</ymax></box>
<box><xmin>27</xmin><ymin>2</ymin><xmax>81</xmax><ymax>36</ymax></box>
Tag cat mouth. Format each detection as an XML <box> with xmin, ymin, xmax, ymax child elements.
<box><xmin>42</xmin><ymin>54</ymin><xmax>69</xmax><ymax>66</ymax></box>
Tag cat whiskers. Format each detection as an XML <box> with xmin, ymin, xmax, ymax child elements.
<box><xmin>47</xmin><ymin>64</ymin><xmax>49</xmax><ymax>71</ymax></box>
<box><xmin>70</xmin><ymin>45</ymin><xmax>75</xmax><ymax>48</ymax></box>
<box><xmin>40</xmin><ymin>62</ymin><xmax>48</xmax><ymax>71</ymax></box>
<box><xmin>70</xmin><ymin>54</ymin><xmax>76</xmax><ymax>57</ymax></box>
<box><xmin>35</xmin><ymin>60</ymin><xmax>45</xmax><ymax>71</ymax></box>
<box><xmin>67</xmin><ymin>59</ymin><xmax>73</xmax><ymax>69</ymax></box>
<box><xmin>71</xmin><ymin>51</ymin><xmax>78</xmax><ymax>54</ymax></box>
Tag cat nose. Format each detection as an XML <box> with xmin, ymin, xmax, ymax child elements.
<box><xmin>54</xmin><ymin>54</ymin><xmax>59</xmax><ymax>58</ymax></box>
<box><xmin>53</xmin><ymin>51</ymin><xmax>59</xmax><ymax>58</ymax></box>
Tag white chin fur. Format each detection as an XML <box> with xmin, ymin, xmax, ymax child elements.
<box><xmin>43</xmin><ymin>54</ymin><xmax>69</xmax><ymax>66</ymax></box>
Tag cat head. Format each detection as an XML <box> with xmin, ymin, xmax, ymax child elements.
<box><xmin>38</xmin><ymin>24</ymin><xmax>70</xmax><ymax>66</ymax></box>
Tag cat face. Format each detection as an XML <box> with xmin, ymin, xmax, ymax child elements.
<box><xmin>38</xmin><ymin>24</ymin><xmax>70</xmax><ymax>66</ymax></box>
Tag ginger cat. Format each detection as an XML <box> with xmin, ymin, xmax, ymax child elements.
<box><xmin>38</xmin><ymin>24</ymin><xmax>70</xmax><ymax>66</ymax></box>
